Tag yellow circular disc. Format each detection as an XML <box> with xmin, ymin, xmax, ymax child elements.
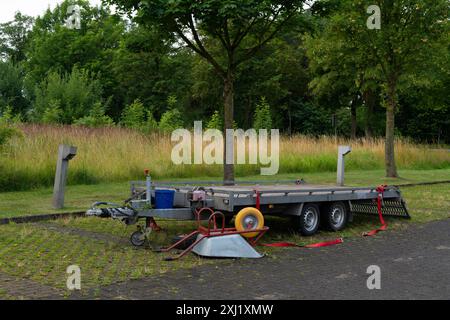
<box><xmin>235</xmin><ymin>207</ymin><xmax>264</xmax><ymax>238</ymax></box>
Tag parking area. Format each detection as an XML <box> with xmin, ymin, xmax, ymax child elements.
<box><xmin>0</xmin><ymin>215</ymin><xmax>449</xmax><ymax>300</ymax></box>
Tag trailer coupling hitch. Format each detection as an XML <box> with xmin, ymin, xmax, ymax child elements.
<box><xmin>86</xmin><ymin>202</ymin><xmax>137</xmax><ymax>225</ymax></box>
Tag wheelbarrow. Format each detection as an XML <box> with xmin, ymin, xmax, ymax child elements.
<box><xmin>156</xmin><ymin>208</ymin><xmax>269</xmax><ymax>260</ymax></box>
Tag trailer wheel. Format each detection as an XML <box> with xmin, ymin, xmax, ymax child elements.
<box><xmin>298</xmin><ymin>204</ymin><xmax>320</xmax><ymax>236</ymax></box>
<box><xmin>325</xmin><ymin>202</ymin><xmax>348</xmax><ymax>231</ymax></box>
<box><xmin>130</xmin><ymin>231</ymin><xmax>145</xmax><ymax>247</ymax></box>
<box><xmin>235</xmin><ymin>207</ymin><xmax>264</xmax><ymax>238</ymax></box>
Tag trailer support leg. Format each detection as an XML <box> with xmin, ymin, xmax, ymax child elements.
<box><xmin>146</xmin><ymin>217</ymin><xmax>162</xmax><ymax>231</ymax></box>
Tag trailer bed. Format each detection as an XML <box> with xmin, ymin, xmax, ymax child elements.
<box><xmin>138</xmin><ymin>182</ymin><xmax>409</xmax><ymax>219</ymax></box>
<box><xmin>86</xmin><ymin>178</ymin><xmax>410</xmax><ymax>242</ymax></box>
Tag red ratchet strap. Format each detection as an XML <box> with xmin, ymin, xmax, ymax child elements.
<box><xmin>261</xmin><ymin>238</ymin><xmax>343</xmax><ymax>248</ymax></box>
<box><xmin>362</xmin><ymin>185</ymin><xmax>388</xmax><ymax>237</ymax></box>
<box><xmin>255</xmin><ymin>189</ymin><xmax>343</xmax><ymax>248</ymax></box>
<box><xmin>254</xmin><ymin>189</ymin><xmax>261</xmax><ymax>210</ymax></box>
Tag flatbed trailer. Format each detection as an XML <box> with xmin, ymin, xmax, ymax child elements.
<box><xmin>87</xmin><ymin>175</ymin><xmax>410</xmax><ymax>239</ymax></box>
<box><xmin>136</xmin><ymin>182</ymin><xmax>408</xmax><ymax>215</ymax></box>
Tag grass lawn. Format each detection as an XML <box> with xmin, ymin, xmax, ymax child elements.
<box><xmin>0</xmin><ymin>168</ymin><xmax>448</xmax><ymax>296</ymax></box>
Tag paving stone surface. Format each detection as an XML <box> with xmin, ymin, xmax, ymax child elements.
<box><xmin>0</xmin><ymin>272</ymin><xmax>64</xmax><ymax>300</ymax></box>
<box><xmin>2</xmin><ymin>219</ymin><xmax>449</xmax><ymax>300</ymax></box>
<box><xmin>73</xmin><ymin>219</ymin><xmax>450</xmax><ymax>300</ymax></box>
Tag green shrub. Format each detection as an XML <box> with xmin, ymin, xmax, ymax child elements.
<box><xmin>0</xmin><ymin>109</ymin><xmax>22</xmax><ymax>148</ymax></box>
<box><xmin>253</xmin><ymin>97</ymin><xmax>272</xmax><ymax>130</ymax></box>
<box><xmin>206</xmin><ymin>110</ymin><xmax>223</xmax><ymax>130</ymax></box>
<box><xmin>41</xmin><ymin>100</ymin><xmax>63</xmax><ymax>124</ymax></box>
<box><xmin>159</xmin><ymin>108</ymin><xmax>183</xmax><ymax>132</ymax></box>
<box><xmin>0</xmin><ymin>126</ymin><xmax>18</xmax><ymax>147</ymax></box>
<box><xmin>159</xmin><ymin>96</ymin><xmax>184</xmax><ymax>132</ymax></box>
<box><xmin>0</xmin><ymin>106</ymin><xmax>22</xmax><ymax>124</ymax></box>
<box><xmin>144</xmin><ymin>110</ymin><xmax>158</xmax><ymax>131</ymax></box>
<box><xmin>32</xmin><ymin>67</ymin><xmax>103</xmax><ymax>123</ymax></box>
<box><xmin>74</xmin><ymin>102</ymin><xmax>115</xmax><ymax>127</ymax></box>
<box><xmin>120</xmin><ymin>99</ymin><xmax>146</xmax><ymax>129</ymax></box>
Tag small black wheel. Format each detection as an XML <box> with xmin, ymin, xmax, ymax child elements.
<box><xmin>130</xmin><ymin>231</ymin><xmax>145</xmax><ymax>247</ymax></box>
<box><xmin>298</xmin><ymin>204</ymin><xmax>320</xmax><ymax>236</ymax></box>
<box><xmin>324</xmin><ymin>202</ymin><xmax>349</xmax><ymax>231</ymax></box>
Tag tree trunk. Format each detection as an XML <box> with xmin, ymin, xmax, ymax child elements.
<box><xmin>350</xmin><ymin>98</ymin><xmax>357</xmax><ymax>140</ymax></box>
<box><xmin>385</xmin><ymin>80</ymin><xmax>398</xmax><ymax>178</ymax></box>
<box><xmin>223</xmin><ymin>71</ymin><xmax>235</xmax><ymax>185</ymax></box>
<box><xmin>287</xmin><ymin>105</ymin><xmax>292</xmax><ymax>136</ymax></box>
<box><xmin>363</xmin><ymin>89</ymin><xmax>374</xmax><ymax>139</ymax></box>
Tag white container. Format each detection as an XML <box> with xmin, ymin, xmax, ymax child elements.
<box><xmin>192</xmin><ymin>190</ymin><xmax>206</xmax><ymax>201</ymax></box>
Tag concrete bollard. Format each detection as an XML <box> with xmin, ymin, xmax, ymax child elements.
<box><xmin>52</xmin><ymin>145</ymin><xmax>77</xmax><ymax>209</ymax></box>
<box><xmin>337</xmin><ymin>145</ymin><xmax>351</xmax><ymax>186</ymax></box>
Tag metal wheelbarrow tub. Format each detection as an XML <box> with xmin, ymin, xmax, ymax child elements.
<box><xmin>192</xmin><ymin>233</ymin><xmax>264</xmax><ymax>259</ymax></box>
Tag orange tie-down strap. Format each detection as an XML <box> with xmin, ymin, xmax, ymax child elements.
<box><xmin>260</xmin><ymin>185</ymin><xmax>388</xmax><ymax>248</ymax></box>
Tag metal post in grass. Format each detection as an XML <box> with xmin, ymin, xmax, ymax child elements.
<box><xmin>337</xmin><ymin>145</ymin><xmax>351</xmax><ymax>186</ymax></box>
<box><xmin>52</xmin><ymin>144</ymin><xmax>77</xmax><ymax>209</ymax></box>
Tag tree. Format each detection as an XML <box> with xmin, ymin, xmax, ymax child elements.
<box><xmin>25</xmin><ymin>0</ymin><xmax>125</xmax><ymax>116</ymax></box>
<box><xmin>305</xmin><ymin>1</ymin><xmax>382</xmax><ymax>140</ymax></box>
<box><xmin>330</xmin><ymin>0</ymin><xmax>448</xmax><ymax>177</ymax></box>
<box><xmin>110</xmin><ymin>23</ymin><xmax>187</xmax><ymax>119</ymax></box>
<box><xmin>0</xmin><ymin>12</ymin><xmax>34</xmax><ymax>64</ymax></box>
<box><xmin>396</xmin><ymin>39</ymin><xmax>450</xmax><ymax>144</ymax></box>
<box><xmin>0</xmin><ymin>61</ymin><xmax>28</xmax><ymax>115</ymax></box>
<box><xmin>107</xmin><ymin>0</ymin><xmax>305</xmax><ymax>184</ymax></box>
<box><xmin>32</xmin><ymin>66</ymin><xmax>103</xmax><ymax>123</ymax></box>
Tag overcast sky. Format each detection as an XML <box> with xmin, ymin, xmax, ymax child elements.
<box><xmin>0</xmin><ymin>0</ymin><xmax>103</xmax><ymax>23</ymax></box>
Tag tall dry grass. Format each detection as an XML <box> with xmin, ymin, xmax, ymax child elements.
<box><xmin>0</xmin><ymin>124</ymin><xmax>448</xmax><ymax>191</ymax></box>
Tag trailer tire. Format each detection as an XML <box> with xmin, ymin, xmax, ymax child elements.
<box><xmin>324</xmin><ymin>202</ymin><xmax>349</xmax><ymax>231</ymax></box>
<box><xmin>235</xmin><ymin>207</ymin><xmax>264</xmax><ymax>238</ymax></box>
<box><xmin>298</xmin><ymin>204</ymin><xmax>320</xmax><ymax>236</ymax></box>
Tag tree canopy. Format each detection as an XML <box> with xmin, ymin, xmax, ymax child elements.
<box><xmin>0</xmin><ymin>0</ymin><xmax>448</xmax><ymax>179</ymax></box>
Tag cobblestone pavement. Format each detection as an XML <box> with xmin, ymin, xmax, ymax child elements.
<box><xmin>1</xmin><ymin>219</ymin><xmax>449</xmax><ymax>300</ymax></box>
<box><xmin>0</xmin><ymin>273</ymin><xmax>64</xmax><ymax>300</ymax></box>
<box><xmin>73</xmin><ymin>219</ymin><xmax>450</xmax><ymax>300</ymax></box>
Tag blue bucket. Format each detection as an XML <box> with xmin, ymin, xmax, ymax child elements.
<box><xmin>155</xmin><ymin>189</ymin><xmax>175</xmax><ymax>209</ymax></box>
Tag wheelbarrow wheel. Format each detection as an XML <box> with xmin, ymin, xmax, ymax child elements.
<box><xmin>235</xmin><ymin>207</ymin><xmax>265</xmax><ymax>238</ymax></box>
<box><xmin>130</xmin><ymin>231</ymin><xmax>145</xmax><ymax>247</ymax></box>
